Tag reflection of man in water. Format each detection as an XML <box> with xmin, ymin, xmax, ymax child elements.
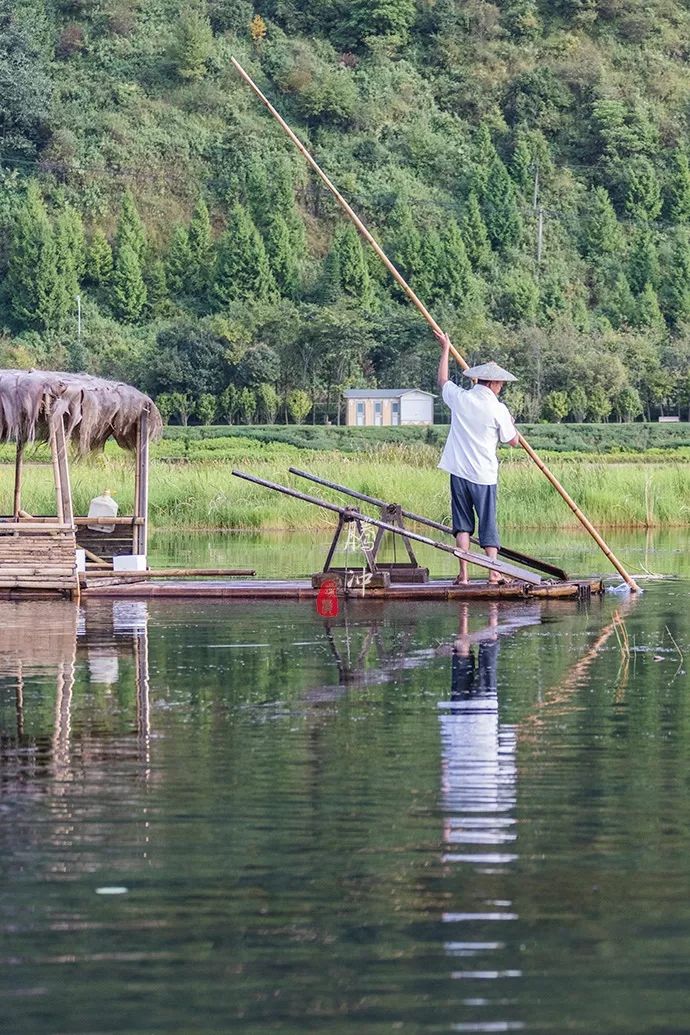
<box><xmin>440</xmin><ymin>604</ymin><xmax>536</xmax><ymax>865</ymax></box>
<box><xmin>451</xmin><ymin>606</ymin><xmax>499</xmax><ymax>701</ymax></box>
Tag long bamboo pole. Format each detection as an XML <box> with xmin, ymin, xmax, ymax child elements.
<box><xmin>230</xmin><ymin>57</ymin><xmax>639</xmax><ymax>592</ymax></box>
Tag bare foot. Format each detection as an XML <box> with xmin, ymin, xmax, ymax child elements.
<box><xmin>453</xmin><ymin>575</ymin><xmax>468</xmax><ymax>586</ymax></box>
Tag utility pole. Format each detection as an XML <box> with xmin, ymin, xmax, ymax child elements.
<box><xmin>533</xmin><ymin>161</ymin><xmax>544</xmax><ymax>274</ymax></box>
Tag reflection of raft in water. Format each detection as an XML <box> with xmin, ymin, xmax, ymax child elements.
<box><xmin>84</xmin><ymin>468</ymin><xmax>604</xmax><ymax>602</ymax></box>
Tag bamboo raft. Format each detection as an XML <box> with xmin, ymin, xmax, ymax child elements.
<box><xmin>83</xmin><ymin>468</ymin><xmax>604</xmax><ymax>601</ymax></box>
<box><xmin>0</xmin><ymin>371</ymin><xmax>608</xmax><ymax>603</ymax></box>
<box><xmin>82</xmin><ymin>577</ymin><xmax>604</xmax><ymax>601</ymax></box>
<box><xmin>80</xmin><ymin>466</ymin><xmax>604</xmax><ymax>601</ymax></box>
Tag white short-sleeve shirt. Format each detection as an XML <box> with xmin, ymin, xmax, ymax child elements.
<box><xmin>438</xmin><ymin>382</ymin><xmax>517</xmax><ymax>485</ymax></box>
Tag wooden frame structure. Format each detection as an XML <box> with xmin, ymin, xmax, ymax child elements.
<box><xmin>0</xmin><ymin>370</ymin><xmax>161</xmax><ymax>598</ymax></box>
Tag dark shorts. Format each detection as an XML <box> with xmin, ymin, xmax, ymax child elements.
<box><xmin>450</xmin><ymin>475</ymin><xmax>500</xmax><ymax>548</ymax></box>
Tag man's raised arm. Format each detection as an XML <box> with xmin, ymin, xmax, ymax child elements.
<box><xmin>434</xmin><ymin>329</ymin><xmax>451</xmax><ymax>389</ymax></box>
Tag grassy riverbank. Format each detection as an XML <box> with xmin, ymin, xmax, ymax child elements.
<box><xmin>2</xmin><ymin>438</ymin><xmax>689</xmax><ymax>530</ymax></box>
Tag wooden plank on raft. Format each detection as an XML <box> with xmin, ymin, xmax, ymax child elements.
<box><xmin>0</xmin><ymin>523</ymin><xmax>74</xmax><ymax>533</ymax></box>
<box><xmin>74</xmin><ymin>516</ymin><xmax>145</xmax><ymax>526</ymax></box>
<box><xmin>84</xmin><ymin>567</ymin><xmax>256</xmax><ymax>579</ymax></box>
<box><xmin>10</xmin><ymin>515</ymin><xmax>143</xmax><ymax>526</ymax></box>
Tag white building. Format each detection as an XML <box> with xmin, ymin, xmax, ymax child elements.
<box><xmin>343</xmin><ymin>389</ymin><xmax>435</xmax><ymax>427</ymax></box>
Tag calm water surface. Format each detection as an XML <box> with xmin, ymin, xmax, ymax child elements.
<box><xmin>1</xmin><ymin>530</ymin><xmax>690</xmax><ymax>1034</ymax></box>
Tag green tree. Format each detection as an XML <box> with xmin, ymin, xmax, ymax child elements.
<box><xmin>6</xmin><ymin>182</ymin><xmax>63</xmax><ymax>331</ymax></box>
<box><xmin>56</xmin><ymin>205</ymin><xmax>85</xmax><ymax>280</ymax></box>
<box><xmin>219</xmin><ymin>384</ymin><xmax>239</xmax><ymax>424</ymax></box>
<box><xmin>624</xmin><ymin>158</ymin><xmax>662</xmax><ymax>221</ymax></box>
<box><xmin>238</xmin><ymin>386</ymin><xmax>257</xmax><ymax>424</ymax></box>
<box><xmin>111</xmin><ymin>242</ymin><xmax>147</xmax><ymax>322</ymax></box>
<box><xmin>389</xmin><ymin>205</ymin><xmax>422</xmax><ymax>286</ymax></box>
<box><xmin>495</xmin><ymin>269</ymin><xmax>539</xmax><ymax>324</ymax></box>
<box><xmin>471</xmin><ymin>125</ymin><xmax>498</xmax><ymax>198</ymax></box>
<box><xmin>599</xmin><ymin>269</ymin><xmax>635</xmax><ymax>328</ymax></box>
<box><xmin>345</xmin><ymin>0</ymin><xmax>416</xmax><ymax>43</ymax></box>
<box><xmin>503</xmin><ymin>0</ymin><xmax>541</xmax><ymax>38</ymax></box>
<box><xmin>54</xmin><ymin>207</ymin><xmax>80</xmax><ymax>324</ymax></box>
<box><xmin>0</xmin><ymin>0</ymin><xmax>54</xmax><ymax>163</ymax></box>
<box><xmin>143</xmin><ymin>256</ymin><xmax>168</xmax><ymax>317</ymax></box>
<box><xmin>436</xmin><ymin>220</ymin><xmax>474</xmax><ymax>308</ymax></box>
<box><xmin>196</xmin><ymin>392</ymin><xmax>217</xmax><ymax>424</ymax></box>
<box><xmin>461</xmin><ymin>193</ymin><xmax>491</xmax><ymax>269</ymax></box>
<box><xmin>166</xmin><ymin>225</ymin><xmax>193</xmax><ymax>297</ymax></box>
<box><xmin>584</xmin><ymin>187</ymin><xmax>622</xmax><ymax>258</ymax></box>
<box><xmin>542</xmin><ymin>390</ymin><xmax>569</xmax><ymax>422</ymax></box>
<box><xmin>169</xmin><ymin>391</ymin><xmax>193</xmax><ymax>426</ymax></box>
<box><xmin>666</xmin><ymin>151</ymin><xmax>690</xmax><ymax>224</ymax></box>
<box><xmin>333</xmin><ymin>224</ymin><xmax>373</xmax><ymax>306</ymax></box>
<box><xmin>156</xmin><ymin>392</ymin><xmax>175</xmax><ymax>424</ymax></box>
<box><xmin>150</xmin><ymin>320</ymin><xmax>230</xmax><ymax>396</ymax></box>
<box><xmin>213</xmin><ymin>204</ymin><xmax>274</xmax><ymax>306</ymax></box>
<box><xmin>187</xmin><ymin>196</ymin><xmax>214</xmax><ymax>297</ymax></box>
<box><xmin>664</xmin><ymin>232</ymin><xmax>690</xmax><ymax>327</ymax></box>
<box><xmin>115</xmin><ymin>189</ymin><xmax>146</xmax><ymax>263</ymax></box>
<box><xmin>316</xmin><ymin>250</ymin><xmax>342</xmax><ymax>305</ymax></box>
<box><xmin>87</xmin><ymin>229</ymin><xmax>113</xmax><ymax>285</ymax></box>
<box><xmin>632</xmin><ymin>282</ymin><xmax>665</xmax><ymax>332</ymax></box>
<box><xmin>244</xmin><ymin>156</ymin><xmax>270</xmax><ymax>228</ymax></box>
<box><xmin>511</xmin><ymin>126</ymin><xmax>534</xmax><ymax>192</ymax></box>
<box><xmin>171</xmin><ymin>4</ymin><xmax>214</xmax><ymax>81</ymax></box>
<box><xmin>482</xmin><ymin>158</ymin><xmax>523</xmax><ymax>251</ymax></box>
<box><xmin>568</xmin><ymin>385</ymin><xmax>588</xmax><ymax>422</ymax></box>
<box><xmin>256</xmin><ymin>382</ymin><xmax>280</xmax><ymax>423</ymax></box>
<box><xmin>414</xmin><ymin>228</ymin><xmax>444</xmax><ymax>303</ymax></box>
<box><xmin>286</xmin><ymin>387</ymin><xmax>312</xmax><ymax>424</ymax></box>
<box><xmin>613</xmin><ymin>385</ymin><xmax>643</xmax><ymax>422</ymax></box>
<box><xmin>34</xmin><ymin>230</ymin><xmax>65</xmax><ymax>331</ymax></box>
<box><xmin>264</xmin><ymin>211</ymin><xmax>299</xmax><ymax>297</ymax></box>
<box><xmin>628</xmin><ymin>225</ymin><xmax>659</xmax><ymax>294</ymax></box>
<box><xmin>586</xmin><ymin>385</ymin><xmax>613</xmax><ymax>422</ymax></box>
<box><xmin>501</xmin><ymin>385</ymin><xmax>528</xmax><ymax>420</ymax></box>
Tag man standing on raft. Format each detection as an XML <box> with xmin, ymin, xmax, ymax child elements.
<box><xmin>435</xmin><ymin>331</ymin><xmax>520</xmax><ymax>585</ymax></box>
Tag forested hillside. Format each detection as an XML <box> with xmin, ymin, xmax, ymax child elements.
<box><xmin>3</xmin><ymin>0</ymin><xmax>690</xmax><ymax>424</ymax></box>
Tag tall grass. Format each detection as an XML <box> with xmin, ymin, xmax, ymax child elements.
<box><xmin>3</xmin><ymin>444</ymin><xmax>689</xmax><ymax>530</ymax></box>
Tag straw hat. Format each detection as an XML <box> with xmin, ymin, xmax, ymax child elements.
<box><xmin>463</xmin><ymin>361</ymin><xmax>517</xmax><ymax>383</ymax></box>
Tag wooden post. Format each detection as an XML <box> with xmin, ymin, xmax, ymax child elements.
<box><xmin>53</xmin><ymin>416</ymin><xmax>74</xmax><ymax>527</ymax></box>
<box><xmin>134</xmin><ymin>410</ymin><xmax>149</xmax><ymax>558</ymax></box>
<box><xmin>49</xmin><ymin>421</ymin><xmax>65</xmax><ymax>525</ymax></box>
<box><xmin>13</xmin><ymin>443</ymin><xmax>24</xmax><ymax>519</ymax></box>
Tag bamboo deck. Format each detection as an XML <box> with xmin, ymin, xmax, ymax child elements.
<box><xmin>82</xmin><ymin>577</ymin><xmax>604</xmax><ymax>601</ymax></box>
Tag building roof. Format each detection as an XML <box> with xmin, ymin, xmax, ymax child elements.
<box><xmin>0</xmin><ymin>369</ymin><xmax>162</xmax><ymax>453</ymax></box>
<box><xmin>342</xmin><ymin>389</ymin><xmax>435</xmax><ymax>399</ymax></box>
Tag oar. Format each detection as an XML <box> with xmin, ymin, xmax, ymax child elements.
<box><xmin>230</xmin><ymin>57</ymin><xmax>639</xmax><ymax>593</ymax></box>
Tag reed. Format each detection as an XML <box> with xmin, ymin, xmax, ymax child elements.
<box><xmin>2</xmin><ymin>448</ymin><xmax>689</xmax><ymax>530</ymax></box>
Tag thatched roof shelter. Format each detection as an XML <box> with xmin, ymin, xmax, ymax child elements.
<box><xmin>0</xmin><ymin>369</ymin><xmax>162</xmax><ymax>453</ymax></box>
